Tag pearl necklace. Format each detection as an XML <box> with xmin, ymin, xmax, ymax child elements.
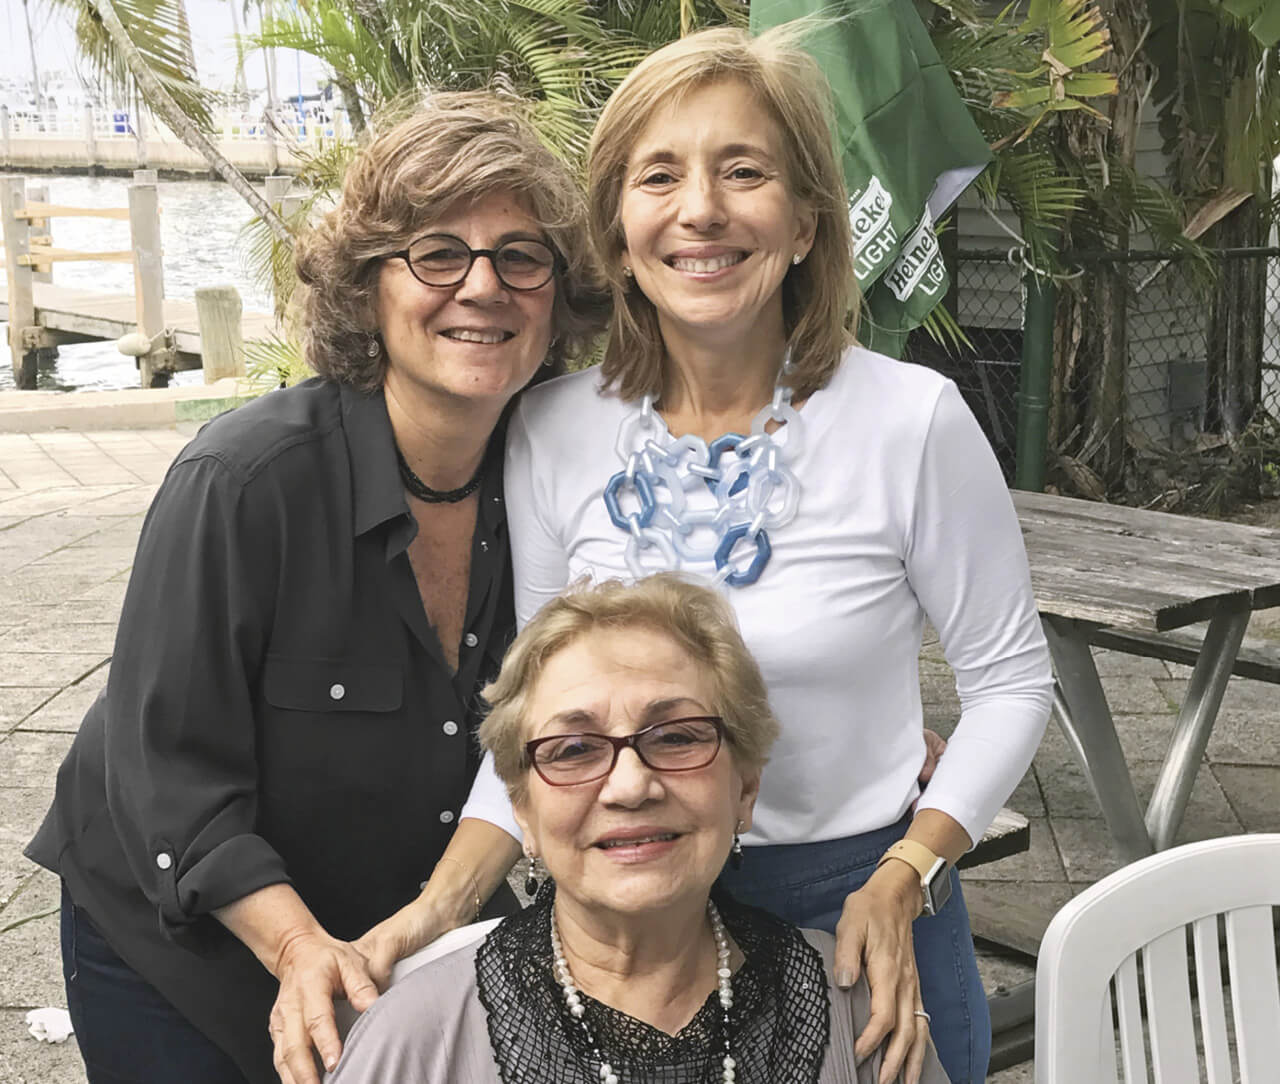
<box><xmin>550</xmin><ymin>900</ymin><xmax>737</xmax><ymax>1084</ymax></box>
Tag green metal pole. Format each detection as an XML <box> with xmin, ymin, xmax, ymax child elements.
<box><xmin>1015</xmin><ymin>271</ymin><xmax>1055</xmax><ymax>492</ymax></box>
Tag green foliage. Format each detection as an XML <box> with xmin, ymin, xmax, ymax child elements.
<box><xmin>251</xmin><ymin>0</ymin><xmax>718</xmax><ymax>168</ymax></box>
<box><xmin>238</xmin><ymin>0</ymin><xmax>737</xmax><ymax>318</ymax></box>
<box><xmin>243</xmin><ymin>331</ymin><xmax>313</xmax><ymax>389</ymax></box>
<box><xmin>931</xmin><ymin>1</ymin><xmax>1120</xmax><ymax>278</ymax></box>
<box><xmin>1219</xmin><ymin>0</ymin><xmax>1280</xmax><ymax>44</ymax></box>
<box><xmin>1145</xmin><ymin>0</ymin><xmax>1280</xmax><ymax>202</ymax></box>
<box><xmin>989</xmin><ymin>0</ymin><xmax>1118</xmax><ymax>141</ymax></box>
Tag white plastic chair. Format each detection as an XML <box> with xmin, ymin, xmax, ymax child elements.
<box><xmin>1035</xmin><ymin>834</ymin><xmax>1280</xmax><ymax>1083</ymax></box>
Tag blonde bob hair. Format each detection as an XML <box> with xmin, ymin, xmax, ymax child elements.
<box><xmin>587</xmin><ymin>25</ymin><xmax>858</xmax><ymax>404</ymax></box>
<box><xmin>479</xmin><ymin>574</ymin><xmax>780</xmax><ymax>806</ymax></box>
<box><xmin>295</xmin><ymin>91</ymin><xmax>610</xmax><ymax>392</ymax></box>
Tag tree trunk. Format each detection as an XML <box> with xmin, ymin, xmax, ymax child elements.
<box><xmin>1205</xmin><ymin>203</ymin><xmax>1266</xmax><ymax>438</ymax></box>
<box><xmin>21</xmin><ymin>0</ymin><xmax>44</xmax><ymax>112</ymax></box>
<box><xmin>90</xmin><ymin>0</ymin><xmax>292</xmax><ymax>244</ymax></box>
<box><xmin>226</xmin><ymin>0</ymin><xmax>248</xmax><ymax>101</ymax></box>
<box><xmin>1077</xmin><ymin>0</ymin><xmax>1148</xmax><ymax>489</ymax></box>
<box><xmin>1203</xmin><ymin>38</ymin><xmax>1269</xmax><ymax>442</ymax></box>
<box><xmin>334</xmin><ymin>74</ymin><xmax>367</xmax><ymax>139</ymax></box>
<box><xmin>1082</xmin><ymin>261</ymin><xmax>1128</xmax><ymax>477</ymax></box>
<box><xmin>351</xmin><ymin>0</ymin><xmax>411</xmax><ymax>88</ymax></box>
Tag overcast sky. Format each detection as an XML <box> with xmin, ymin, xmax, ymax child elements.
<box><xmin>3</xmin><ymin>0</ymin><xmax>329</xmax><ymax>97</ymax></box>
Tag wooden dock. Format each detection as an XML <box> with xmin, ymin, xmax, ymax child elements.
<box><xmin>3</xmin><ymin>171</ymin><xmax>294</xmax><ymax>388</ymax></box>
<box><xmin>0</xmin><ymin>279</ymin><xmax>276</xmax><ymax>364</ymax></box>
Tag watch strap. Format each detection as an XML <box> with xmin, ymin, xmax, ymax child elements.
<box><xmin>876</xmin><ymin>839</ymin><xmax>942</xmax><ymax>879</ymax></box>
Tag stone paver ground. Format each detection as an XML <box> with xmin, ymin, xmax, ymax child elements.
<box><xmin>2</xmin><ymin>428</ymin><xmax>1277</xmax><ymax>1083</ymax></box>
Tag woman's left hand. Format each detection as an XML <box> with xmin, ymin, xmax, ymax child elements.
<box><xmin>833</xmin><ymin>863</ymin><xmax>931</xmax><ymax>1084</ymax></box>
<box><xmin>352</xmin><ymin>899</ymin><xmax>442</xmax><ymax>991</ymax></box>
<box><xmin>918</xmin><ymin>729</ymin><xmax>946</xmax><ymax>786</ymax></box>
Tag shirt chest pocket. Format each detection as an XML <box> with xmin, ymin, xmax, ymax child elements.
<box><xmin>262</xmin><ymin>657</ymin><xmax>404</xmax><ymax>714</ymax></box>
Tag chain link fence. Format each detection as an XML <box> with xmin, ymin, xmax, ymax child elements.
<box><xmin>906</xmin><ymin>248</ymin><xmax>1280</xmax><ymax>507</ymax></box>
<box><xmin>904</xmin><ymin>250</ymin><xmax>1025</xmax><ymax>482</ymax></box>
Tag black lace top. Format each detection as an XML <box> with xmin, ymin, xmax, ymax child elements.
<box><xmin>475</xmin><ymin>885</ymin><xmax>831</xmax><ymax>1084</ymax></box>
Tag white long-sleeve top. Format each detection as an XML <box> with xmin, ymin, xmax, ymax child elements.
<box><xmin>461</xmin><ymin>346</ymin><xmax>1054</xmax><ymax>848</ymax></box>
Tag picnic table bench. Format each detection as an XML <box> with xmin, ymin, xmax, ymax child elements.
<box><xmin>1087</xmin><ymin>625</ymin><xmax>1280</xmax><ymax>684</ymax></box>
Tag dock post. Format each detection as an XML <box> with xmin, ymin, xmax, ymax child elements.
<box><xmin>27</xmin><ymin>184</ymin><xmax>52</xmax><ymax>283</ymax></box>
<box><xmin>264</xmin><ymin>174</ymin><xmax>303</xmax><ymax>222</ymax></box>
<box><xmin>25</xmin><ymin>183</ymin><xmax>58</xmax><ymax>365</ymax></box>
<box><xmin>128</xmin><ymin>176</ymin><xmax>170</xmax><ymax>387</ymax></box>
<box><xmin>135</xmin><ymin>108</ymin><xmax>149</xmax><ymax>168</ymax></box>
<box><xmin>196</xmin><ymin>285</ymin><xmax>245</xmax><ymax>382</ymax></box>
<box><xmin>264</xmin><ymin>174</ymin><xmax>291</xmax><ymax>207</ymax></box>
<box><xmin>0</xmin><ymin>176</ymin><xmax>38</xmax><ymax>388</ymax></box>
<box><xmin>1</xmin><ymin>107</ymin><xmax>10</xmax><ymax>167</ymax></box>
<box><xmin>83</xmin><ymin>104</ymin><xmax>99</xmax><ymax>175</ymax></box>
<box><xmin>25</xmin><ymin>184</ymin><xmax>59</xmax><ymax>369</ymax></box>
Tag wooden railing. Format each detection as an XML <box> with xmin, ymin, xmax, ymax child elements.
<box><xmin>1</xmin><ymin>169</ymin><xmax>168</xmax><ymax>388</ymax></box>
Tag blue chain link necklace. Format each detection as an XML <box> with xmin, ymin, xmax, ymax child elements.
<box><xmin>603</xmin><ymin>371</ymin><xmax>805</xmax><ymax>588</ymax></box>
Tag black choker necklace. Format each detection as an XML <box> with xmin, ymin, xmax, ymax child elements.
<box><xmin>396</xmin><ymin>446</ymin><xmax>484</xmax><ymax>504</ymax></box>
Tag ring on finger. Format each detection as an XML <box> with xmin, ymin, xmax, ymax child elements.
<box><xmin>912</xmin><ymin>1009</ymin><xmax>931</xmax><ymax>1024</ymax></box>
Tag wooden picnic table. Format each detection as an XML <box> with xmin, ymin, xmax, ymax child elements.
<box><xmin>1014</xmin><ymin>490</ymin><xmax>1280</xmax><ymax>864</ymax></box>
<box><xmin>981</xmin><ymin>492</ymin><xmax>1280</xmax><ymax>1068</ymax></box>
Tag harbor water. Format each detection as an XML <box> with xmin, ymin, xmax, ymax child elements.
<box><xmin>0</xmin><ymin>174</ymin><xmax>274</xmax><ymax>391</ymax></box>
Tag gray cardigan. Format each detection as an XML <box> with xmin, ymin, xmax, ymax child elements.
<box><xmin>328</xmin><ymin>926</ymin><xmax>949</xmax><ymax>1084</ymax></box>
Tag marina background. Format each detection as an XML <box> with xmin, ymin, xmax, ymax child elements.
<box><xmin>0</xmin><ymin>172</ymin><xmax>270</xmax><ymax>391</ymax></box>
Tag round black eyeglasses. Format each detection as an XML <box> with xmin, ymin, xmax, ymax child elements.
<box><xmin>389</xmin><ymin>233</ymin><xmax>558</xmax><ymax>291</ymax></box>
<box><xmin>525</xmin><ymin>716</ymin><xmax>725</xmax><ymax>787</ymax></box>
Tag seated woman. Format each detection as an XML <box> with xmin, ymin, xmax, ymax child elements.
<box><xmin>328</xmin><ymin>575</ymin><xmax>948</xmax><ymax>1083</ymax></box>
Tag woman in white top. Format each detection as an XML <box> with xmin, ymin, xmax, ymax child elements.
<box><xmin>401</xmin><ymin>24</ymin><xmax>1053</xmax><ymax>1084</ymax></box>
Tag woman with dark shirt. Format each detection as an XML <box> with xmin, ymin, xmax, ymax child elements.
<box><xmin>24</xmin><ymin>92</ymin><xmax>608</xmax><ymax>1084</ymax></box>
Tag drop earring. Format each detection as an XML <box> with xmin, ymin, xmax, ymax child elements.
<box><xmin>524</xmin><ymin>854</ymin><xmax>540</xmax><ymax>897</ymax></box>
<box><xmin>365</xmin><ymin>333</ymin><xmax>380</xmax><ymax>358</ymax></box>
<box><xmin>729</xmin><ymin>819</ymin><xmax>744</xmax><ymax>870</ymax></box>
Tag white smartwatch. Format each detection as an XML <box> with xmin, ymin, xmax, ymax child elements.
<box><xmin>876</xmin><ymin>839</ymin><xmax>953</xmax><ymax>917</ymax></box>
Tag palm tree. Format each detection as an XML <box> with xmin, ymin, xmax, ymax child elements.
<box><xmin>1046</xmin><ymin>0</ymin><xmax>1280</xmax><ymax>488</ymax></box>
<box><xmin>22</xmin><ymin>0</ymin><xmax>45</xmax><ymax>112</ymax></box>
<box><xmin>1143</xmin><ymin>0</ymin><xmax>1280</xmax><ymax>439</ymax></box>
<box><xmin>58</xmin><ymin>0</ymin><xmax>292</xmax><ymax>241</ymax></box>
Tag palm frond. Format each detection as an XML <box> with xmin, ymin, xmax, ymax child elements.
<box><xmin>919</xmin><ymin>300</ymin><xmax>975</xmax><ymax>352</ymax></box>
<box><xmin>58</xmin><ymin>0</ymin><xmax>215</xmax><ymax>127</ymax></box>
<box><xmin>243</xmin><ymin>331</ymin><xmax>312</xmax><ymax>390</ymax></box>
<box><xmin>987</xmin><ymin>0</ymin><xmax>1117</xmax><ymax>145</ymax></box>
<box><xmin>1219</xmin><ymin>0</ymin><xmax>1280</xmax><ymax>44</ymax></box>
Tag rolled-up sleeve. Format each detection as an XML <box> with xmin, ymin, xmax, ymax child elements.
<box><xmin>103</xmin><ymin>452</ymin><xmax>287</xmax><ymax>940</ymax></box>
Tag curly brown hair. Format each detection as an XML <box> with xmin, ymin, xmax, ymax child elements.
<box><xmin>295</xmin><ymin>91</ymin><xmax>610</xmax><ymax>392</ymax></box>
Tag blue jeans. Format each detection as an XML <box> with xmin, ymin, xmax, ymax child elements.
<box><xmin>717</xmin><ymin>815</ymin><xmax>990</xmax><ymax>1084</ymax></box>
<box><xmin>61</xmin><ymin>882</ymin><xmax>250</xmax><ymax>1084</ymax></box>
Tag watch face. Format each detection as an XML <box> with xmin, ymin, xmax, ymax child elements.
<box><xmin>923</xmin><ymin>860</ymin><xmax>952</xmax><ymax>916</ymax></box>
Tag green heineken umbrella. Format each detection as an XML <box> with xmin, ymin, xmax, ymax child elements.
<box><xmin>751</xmin><ymin>0</ymin><xmax>992</xmax><ymax>356</ymax></box>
